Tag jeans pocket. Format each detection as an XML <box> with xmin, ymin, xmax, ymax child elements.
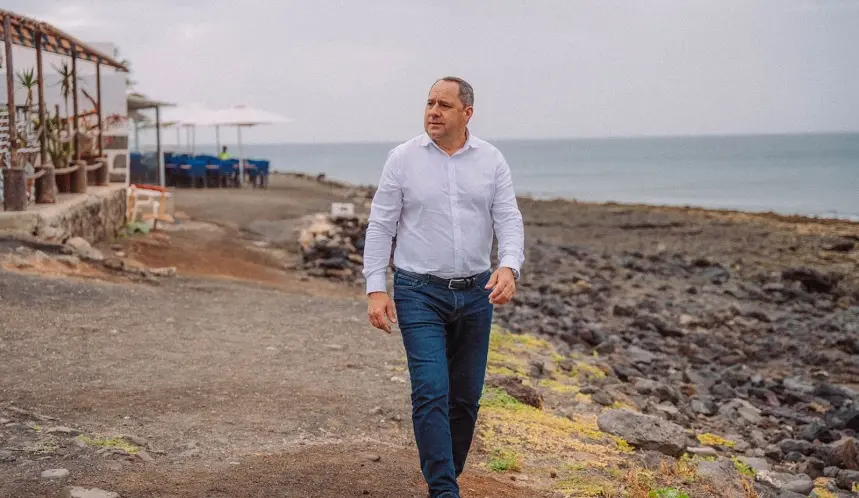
<box><xmin>394</xmin><ymin>272</ymin><xmax>426</xmax><ymax>289</ymax></box>
<box><xmin>471</xmin><ymin>270</ymin><xmax>492</xmax><ymax>294</ymax></box>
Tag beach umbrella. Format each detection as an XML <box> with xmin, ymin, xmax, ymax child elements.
<box><xmin>154</xmin><ymin>104</ymin><xmax>219</xmax><ymax>153</ymax></box>
<box><xmin>200</xmin><ymin>105</ymin><xmax>293</xmax><ymax>185</ymax></box>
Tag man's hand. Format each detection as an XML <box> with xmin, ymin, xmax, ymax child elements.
<box><xmin>367</xmin><ymin>292</ymin><xmax>397</xmax><ymax>333</ymax></box>
<box><xmin>485</xmin><ymin>267</ymin><xmax>517</xmax><ymax>305</ymax></box>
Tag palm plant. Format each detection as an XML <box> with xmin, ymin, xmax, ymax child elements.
<box><xmin>120</xmin><ymin>57</ymin><xmax>136</xmax><ymax>90</ymax></box>
<box><xmin>51</xmin><ymin>61</ymin><xmax>73</xmax><ymax>125</ymax></box>
<box><xmin>15</xmin><ymin>68</ymin><xmax>37</xmax><ymax>110</ymax></box>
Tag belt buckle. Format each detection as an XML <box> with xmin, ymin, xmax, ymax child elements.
<box><xmin>448</xmin><ymin>278</ymin><xmax>465</xmax><ymax>290</ymax></box>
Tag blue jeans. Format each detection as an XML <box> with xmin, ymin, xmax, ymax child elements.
<box><xmin>392</xmin><ymin>268</ymin><xmax>494</xmax><ymax>498</ymax></box>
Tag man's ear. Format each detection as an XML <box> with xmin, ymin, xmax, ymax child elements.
<box><xmin>464</xmin><ymin>106</ymin><xmax>474</xmax><ymax>121</ymax></box>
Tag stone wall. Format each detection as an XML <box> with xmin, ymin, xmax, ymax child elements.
<box><xmin>37</xmin><ymin>188</ymin><xmax>127</xmax><ymax>243</ymax></box>
<box><xmin>0</xmin><ymin>186</ymin><xmax>127</xmax><ymax>244</ymax></box>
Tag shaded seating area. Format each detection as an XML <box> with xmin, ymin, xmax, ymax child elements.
<box><xmin>136</xmin><ymin>103</ymin><xmax>288</xmax><ymax>190</ymax></box>
<box><xmin>129</xmin><ymin>151</ymin><xmax>270</xmax><ymax>189</ymax></box>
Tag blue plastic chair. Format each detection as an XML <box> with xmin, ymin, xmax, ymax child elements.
<box><xmin>252</xmin><ymin>160</ymin><xmax>270</xmax><ymax>188</ymax></box>
<box><xmin>219</xmin><ymin>159</ymin><xmax>238</xmax><ymax>187</ymax></box>
<box><xmin>176</xmin><ymin>158</ymin><xmax>208</xmax><ymax>188</ymax></box>
<box><xmin>243</xmin><ymin>159</ymin><xmax>264</xmax><ymax>188</ymax></box>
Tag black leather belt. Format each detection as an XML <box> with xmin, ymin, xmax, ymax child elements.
<box><xmin>394</xmin><ymin>268</ymin><xmax>485</xmax><ymax>290</ymax></box>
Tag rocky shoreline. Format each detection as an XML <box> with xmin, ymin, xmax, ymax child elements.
<box><xmin>295</xmin><ymin>177</ymin><xmax>859</xmax><ymax>495</ymax></box>
<box><xmin>493</xmin><ymin>235</ymin><xmax>859</xmax><ymax>495</ymax></box>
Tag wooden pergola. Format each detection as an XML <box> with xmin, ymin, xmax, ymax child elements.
<box><xmin>0</xmin><ymin>8</ymin><xmax>128</xmax><ymax>211</ymax></box>
<box><xmin>127</xmin><ymin>93</ymin><xmax>173</xmax><ymax>187</ymax></box>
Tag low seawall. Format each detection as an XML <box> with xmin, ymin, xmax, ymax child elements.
<box><xmin>0</xmin><ymin>185</ymin><xmax>127</xmax><ymax>243</ymax></box>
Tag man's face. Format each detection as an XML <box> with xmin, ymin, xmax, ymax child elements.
<box><xmin>424</xmin><ymin>80</ymin><xmax>473</xmax><ymax>142</ymax></box>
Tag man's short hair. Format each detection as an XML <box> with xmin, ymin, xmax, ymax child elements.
<box><xmin>436</xmin><ymin>76</ymin><xmax>474</xmax><ymax>108</ymax></box>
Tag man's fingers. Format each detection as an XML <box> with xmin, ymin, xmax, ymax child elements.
<box><xmin>489</xmin><ymin>278</ymin><xmax>516</xmax><ymax>304</ymax></box>
<box><xmin>485</xmin><ymin>272</ymin><xmax>499</xmax><ymax>290</ymax></box>
<box><xmin>386</xmin><ymin>302</ymin><xmax>397</xmax><ymax>323</ymax></box>
<box><xmin>368</xmin><ymin>309</ymin><xmax>393</xmax><ymax>333</ymax></box>
<box><xmin>489</xmin><ymin>279</ymin><xmax>509</xmax><ymax>300</ymax></box>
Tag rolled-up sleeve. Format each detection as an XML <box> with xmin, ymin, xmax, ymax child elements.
<box><xmin>492</xmin><ymin>156</ymin><xmax>525</xmax><ymax>278</ymax></box>
<box><xmin>362</xmin><ymin>149</ymin><xmax>403</xmax><ymax>294</ymax></box>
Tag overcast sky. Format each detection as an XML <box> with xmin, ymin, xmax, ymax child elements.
<box><xmin>8</xmin><ymin>0</ymin><xmax>859</xmax><ymax>143</ymax></box>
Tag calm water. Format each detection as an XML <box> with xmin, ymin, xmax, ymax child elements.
<box><xmin>230</xmin><ymin>133</ymin><xmax>858</xmax><ymax>220</ymax></box>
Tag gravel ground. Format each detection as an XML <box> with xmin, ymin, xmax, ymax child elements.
<box><xmin>0</xmin><ymin>174</ymin><xmax>542</xmax><ymax>497</ymax></box>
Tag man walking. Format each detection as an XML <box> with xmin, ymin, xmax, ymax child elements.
<box><xmin>362</xmin><ymin>77</ymin><xmax>525</xmax><ymax>498</ymax></box>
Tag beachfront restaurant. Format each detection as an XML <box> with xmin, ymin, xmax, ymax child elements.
<box><xmin>0</xmin><ymin>9</ymin><xmax>129</xmax><ymax>212</ymax></box>
<box><xmin>129</xmin><ymin>104</ymin><xmax>289</xmax><ymax>189</ymax></box>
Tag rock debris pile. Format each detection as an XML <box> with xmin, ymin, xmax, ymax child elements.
<box><xmin>298</xmin><ymin>213</ymin><xmax>372</xmax><ymax>282</ymax></box>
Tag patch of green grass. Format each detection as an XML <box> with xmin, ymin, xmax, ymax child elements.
<box><xmin>538</xmin><ymin>378</ymin><xmax>580</xmax><ymax>394</ymax></box>
<box><xmin>731</xmin><ymin>457</ymin><xmax>755</xmax><ymax>478</ymax></box>
<box><xmin>614</xmin><ymin>437</ymin><xmax>634</xmax><ymax>453</ymax></box>
<box><xmin>481</xmin><ymin>386</ymin><xmax>525</xmax><ymax>410</ymax></box>
<box><xmin>609</xmin><ymin>400</ymin><xmax>636</xmax><ymax>411</ymax></box>
<box><xmin>648</xmin><ymin>488</ymin><xmax>690</xmax><ymax>498</ymax></box>
<box><xmin>487</xmin><ymin>449</ymin><xmax>522</xmax><ymax>472</ymax></box>
<box><xmin>75</xmin><ymin>434</ymin><xmax>141</xmax><ymax>455</ymax></box>
<box><xmin>696</xmin><ymin>433</ymin><xmax>736</xmax><ymax>449</ymax></box>
<box><xmin>683</xmin><ymin>452</ymin><xmax>716</xmax><ymax>463</ymax></box>
<box><xmin>570</xmin><ymin>362</ymin><xmax>607</xmax><ymax>381</ymax></box>
<box><xmin>811</xmin><ymin>488</ymin><xmax>837</xmax><ymax>498</ymax></box>
<box><xmin>554</xmin><ymin>473</ymin><xmax>614</xmax><ymax>497</ymax></box>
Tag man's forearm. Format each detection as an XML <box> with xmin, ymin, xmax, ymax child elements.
<box><xmin>362</xmin><ymin>150</ymin><xmax>402</xmax><ymax>294</ymax></box>
<box><xmin>493</xmin><ymin>159</ymin><xmax>525</xmax><ymax>279</ymax></box>
<box><xmin>362</xmin><ymin>223</ymin><xmax>395</xmax><ymax>294</ymax></box>
<box><xmin>496</xmin><ymin>219</ymin><xmax>524</xmax><ymax>278</ymax></box>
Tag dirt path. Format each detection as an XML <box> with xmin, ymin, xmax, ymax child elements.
<box><xmin>0</xmin><ymin>269</ymin><xmax>538</xmax><ymax>497</ymax></box>
<box><xmin>0</xmin><ymin>175</ymin><xmax>542</xmax><ymax>497</ymax></box>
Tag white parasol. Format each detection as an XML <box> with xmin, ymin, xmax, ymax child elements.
<box><xmin>153</xmin><ymin>104</ymin><xmax>219</xmax><ymax>153</ymax></box>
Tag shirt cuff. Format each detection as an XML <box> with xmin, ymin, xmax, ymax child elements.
<box><xmin>365</xmin><ymin>273</ymin><xmax>388</xmax><ymax>295</ymax></box>
<box><xmin>498</xmin><ymin>256</ymin><xmax>522</xmax><ymax>280</ymax></box>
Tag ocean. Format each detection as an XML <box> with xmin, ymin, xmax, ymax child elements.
<box><xmin>227</xmin><ymin>133</ymin><xmax>859</xmax><ymax>221</ymax></box>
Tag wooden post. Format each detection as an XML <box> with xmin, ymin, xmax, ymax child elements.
<box><xmin>3</xmin><ymin>15</ymin><xmax>27</xmax><ymax>211</ymax></box>
<box><xmin>55</xmin><ymin>104</ymin><xmax>70</xmax><ymax>193</ymax></box>
<box><xmin>35</xmin><ymin>166</ymin><xmax>56</xmax><ymax>203</ymax></box>
<box><xmin>34</xmin><ymin>28</ymin><xmax>55</xmax><ymax>203</ymax></box>
<box><xmin>155</xmin><ymin>105</ymin><xmax>163</xmax><ymax>186</ymax></box>
<box><xmin>36</xmin><ymin>29</ymin><xmax>48</xmax><ymax>168</ymax></box>
<box><xmin>70</xmin><ymin>46</ymin><xmax>86</xmax><ymax>193</ymax></box>
<box><xmin>71</xmin><ymin>46</ymin><xmax>79</xmax><ymax>161</ymax></box>
<box><xmin>4</xmin><ymin>15</ymin><xmax>16</xmax><ymax>166</ymax></box>
<box><xmin>96</xmin><ymin>63</ymin><xmax>103</xmax><ymax>158</ymax></box>
<box><xmin>95</xmin><ymin>62</ymin><xmax>107</xmax><ymax>185</ymax></box>
<box><xmin>3</xmin><ymin>168</ymin><xmax>26</xmax><ymax>211</ymax></box>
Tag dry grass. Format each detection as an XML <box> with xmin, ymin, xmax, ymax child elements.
<box><xmin>475</xmin><ymin>327</ymin><xmax>751</xmax><ymax>498</ymax></box>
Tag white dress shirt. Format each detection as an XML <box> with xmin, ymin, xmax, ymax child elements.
<box><xmin>362</xmin><ymin>132</ymin><xmax>525</xmax><ymax>294</ymax></box>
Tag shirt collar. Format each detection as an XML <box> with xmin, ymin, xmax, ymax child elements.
<box><xmin>421</xmin><ymin>129</ymin><xmax>480</xmax><ymax>152</ymax></box>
